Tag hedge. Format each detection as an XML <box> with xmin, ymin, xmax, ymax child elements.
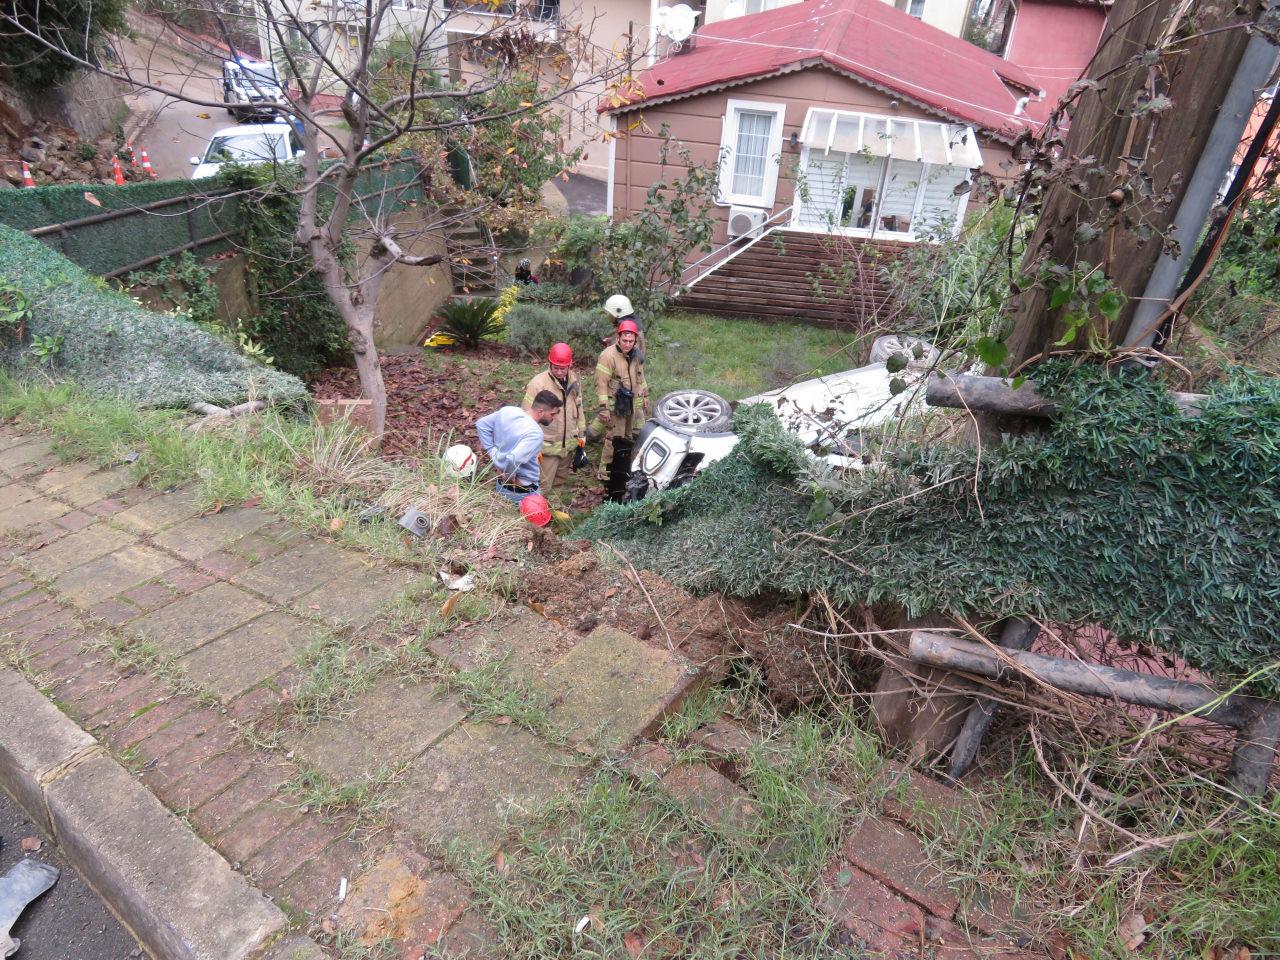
<box><xmin>581</xmin><ymin>364</ymin><xmax>1280</xmax><ymax>697</ymax></box>
<box><xmin>0</xmin><ymin>224</ymin><xmax>306</xmax><ymax>408</ymax></box>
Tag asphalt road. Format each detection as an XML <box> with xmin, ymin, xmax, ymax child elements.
<box><xmin>0</xmin><ymin>788</ymin><xmax>141</xmax><ymax>960</ymax></box>
<box><xmin>116</xmin><ymin>32</ymin><xmax>230</xmax><ymax>181</ymax></box>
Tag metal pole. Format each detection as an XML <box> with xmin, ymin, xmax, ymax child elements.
<box><xmin>1124</xmin><ymin>3</ymin><xmax>1280</xmax><ymax>348</ymax></box>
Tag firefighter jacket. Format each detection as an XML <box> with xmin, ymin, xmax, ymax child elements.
<box><xmin>523</xmin><ymin>369</ymin><xmax>586</xmax><ymax>456</ymax></box>
<box><xmin>594</xmin><ymin>342</ymin><xmax>648</xmax><ymax>411</ymax></box>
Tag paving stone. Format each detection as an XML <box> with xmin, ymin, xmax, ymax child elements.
<box><xmin>215</xmin><ymin>797</ymin><xmax>307</xmax><ymax>866</ymax></box>
<box><xmin>818</xmin><ymin>861</ymin><xmax>925</xmax><ymax>956</ymax></box>
<box><xmin>23</xmin><ymin>630</ymin><xmax>84</xmax><ymax>673</ymax></box>
<box><xmin>842</xmin><ymin>817</ymin><xmax>961</xmax><ymax>920</ymax></box>
<box><xmin>620</xmin><ymin>742</ymin><xmax>675</xmax><ymax>782</ymax></box>
<box><xmin>52</xmin><ymin>509</ymin><xmax>97</xmax><ymax>532</ymax></box>
<box><xmin>290</xmin><ymin>675</ymin><xmax>465</xmax><ymax>783</ymax></box>
<box><xmin>337</xmin><ymin>844</ymin><xmax>470</xmax><ymax>950</ymax></box>
<box><xmin>0</xmin><ymin>437</ymin><xmax>53</xmax><ymax>475</ymax></box>
<box><xmin>660</xmin><ymin>763</ymin><xmax>761</xmax><ymax>837</ymax></box>
<box><xmin>540</xmin><ymin>625</ymin><xmax>702</xmax><ymax>748</ymax></box>
<box><xmin>180</xmin><ymin>612</ymin><xmax>314</xmax><ymax>702</ymax></box>
<box><xmin>0</xmin><ymin>481</ymin><xmax>41</xmax><ymax>511</ymax></box>
<box><xmin>232</xmin><ymin>541</ymin><xmax>369</xmax><ymax>603</ymax></box>
<box><xmin>197</xmin><ymin>549</ymin><xmax>253</xmax><ymax>579</ymax></box>
<box><xmin>226</xmin><ymin>684</ymin><xmax>288</xmax><ymax>727</ymax></box>
<box><xmin>152</xmin><ymin>506</ymin><xmax>274</xmax><ymax>561</ymax></box>
<box><xmin>260</xmin><ymin>935</ymin><xmax>330</xmax><ymax>960</ymax></box>
<box><xmin>24</xmin><ymin>523</ymin><xmax>135</xmax><ymax>579</ymax></box>
<box><xmin>29</xmin><ymin>460</ymin><xmax>99</xmax><ymax>496</ymax></box>
<box><xmin>0</xmin><ymin>494</ymin><xmax>71</xmax><ymax>534</ymax></box>
<box><xmin>84</xmin><ymin>681</ymin><xmax>170</xmax><ymax>733</ymax></box>
<box><xmin>294</xmin><ymin>567</ymin><xmax>423</xmax><ymax>627</ymax></box>
<box><xmin>426</xmin><ymin>609</ymin><xmax>569</xmax><ymax>682</ymax></box>
<box><xmin>0</xmin><ymin>590</ymin><xmax>48</xmax><ymax>622</ymax></box>
<box><xmin>9</xmin><ymin>608</ymin><xmax>78</xmax><ymax>645</ymax></box>
<box><xmin>275</xmin><ymin>834</ymin><xmax>374</xmax><ymax>923</ymax></box>
<box><xmin>197</xmin><ymin>765</ymin><xmax>292</xmax><ymax>839</ymax></box>
<box><xmin>132</xmin><ymin>582</ymin><xmax>271</xmax><ymax>657</ymax></box>
<box><xmin>0</xmin><ymin>432</ymin><xmax>38</xmax><ymax>453</ymax></box>
<box><xmin>52</xmin><ymin>542</ymin><xmax>180</xmax><ymax>607</ymax></box>
<box><xmin>245</xmin><ymin>811</ymin><xmax>346</xmax><ymax>889</ymax></box>
<box><xmin>142</xmin><ymin>726</ymin><xmax>239</xmax><ymax>800</ymax></box>
<box><xmin>161</xmin><ymin>746</ymin><xmax>258</xmax><ymax>813</ymax></box>
<box><xmin>877</xmin><ymin>761</ymin><xmax>969</xmax><ymax>838</ymax></box>
<box><xmin>65</xmin><ymin>670</ymin><xmax>153</xmax><ymax>724</ymax></box>
<box><xmin>43</xmin><ymin>656</ymin><xmax>113</xmax><ymax>711</ymax></box>
<box><xmin>54</xmin><ymin>466</ymin><xmax>135</xmax><ymax>508</ymax></box>
<box><xmin>389</xmin><ymin>721</ymin><xmax>580</xmax><ymax>853</ymax></box>
<box><xmin>120</xmin><ymin>581</ymin><xmax>179</xmax><ymax>611</ymax></box>
<box><xmin>688</xmin><ymin>719</ymin><xmax>765</xmax><ymax>758</ymax></box>
<box><xmin>86</xmin><ymin>597</ymin><xmax>143</xmax><ymax>626</ymax></box>
<box><xmin>103</xmin><ymin>697</ymin><xmax>192</xmax><ymax>752</ymax></box>
<box><xmin>226</xmin><ymin>522</ymin><xmax>306</xmax><ymax>562</ymax></box>
<box><xmin>112</xmin><ymin>488</ymin><xmax>204</xmax><ymax>535</ymax></box>
<box><xmin>0</xmin><ymin>598</ymin><xmax>64</xmax><ymax>632</ymax></box>
<box><xmin>162</xmin><ymin>567</ymin><xmax>218</xmax><ymax>594</ymax></box>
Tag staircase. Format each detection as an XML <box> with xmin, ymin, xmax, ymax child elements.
<box><xmin>676</xmin><ymin>230</ymin><xmax>912</xmax><ymax>326</ymax></box>
<box><xmin>442</xmin><ymin>211</ymin><xmax>502</xmax><ymax>297</ymax></box>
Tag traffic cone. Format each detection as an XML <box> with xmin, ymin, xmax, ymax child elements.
<box><xmin>111</xmin><ymin>154</ymin><xmax>126</xmax><ymax>186</ymax></box>
<box><xmin>125</xmin><ymin>140</ymin><xmax>138</xmax><ymax>166</ymax></box>
<box><xmin>140</xmin><ymin>148</ymin><xmax>156</xmax><ymax>179</ymax></box>
<box><xmin>20</xmin><ymin>161</ymin><xmax>36</xmax><ymax>188</ymax></box>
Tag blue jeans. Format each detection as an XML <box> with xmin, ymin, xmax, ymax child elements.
<box><xmin>495</xmin><ymin>479</ymin><xmax>540</xmax><ymax>505</ymax></box>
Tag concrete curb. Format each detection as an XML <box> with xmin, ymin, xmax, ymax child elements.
<box><xmin>0</xmin><ymin>668</ymin><xmax>324</xmax><ymax>960</ymax></box>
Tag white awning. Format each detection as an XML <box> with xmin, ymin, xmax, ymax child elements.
<box><xmin>799</xmin><ymin>108</ymin><xmax>984</xmax><ymax>168</ymax></box>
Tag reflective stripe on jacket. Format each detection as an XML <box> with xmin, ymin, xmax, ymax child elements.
<box><xmin>523</xmin><ymin>369</ymin><xmax>585</xmax><ymax>455</ymax></box>
<box><xmin>594</xmin><ymin>342</ymin><xmax>648</xmax><ymax>409</ymax></box>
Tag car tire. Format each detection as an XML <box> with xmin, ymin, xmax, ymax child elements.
<box><xmin>869</xmin><ymin>334</ymin><xmax>939</xmax><ymax>367</ymax></box>
<box><xmin>654</xmin><ymin>389</ymin><xmax>732</xmax><ymax>434</ymax></box>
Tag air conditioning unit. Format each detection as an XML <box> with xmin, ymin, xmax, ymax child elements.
<box><xmin>727</xmin><ymin>205</ymin><xmax>766</xmax><ymax>239</ymax></box>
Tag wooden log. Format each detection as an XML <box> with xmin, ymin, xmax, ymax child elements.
<box><xmin>188</xmin><ymin>401</ymin><xmax>230</xmax><ymax>417</ymax></box>
<box><xmin>925</xmin><ymin>374</ymin><xmax>1205</xmax><ymax>418</ymax></box>
<box><xmin>946</xmin><ymin>620</ymin><xmax>1040</xmax><ymax>781</ymax></box>
<box><xmin>227</xmin><ymin>400</ymin><xmax>266</xmax><ymax>417</ymax></box>
<box><xmin>1227</xmin><ymin>703</ymin><xmax>1280</xmax><ymax>796</ymax></box>
<box><xmin>908</xmin><ymin>631</ymin><xmax>1259</xmax><ymax>729</ymax></box>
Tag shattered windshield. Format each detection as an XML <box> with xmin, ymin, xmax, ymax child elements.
<box><xmin>204</xmin><ymin>133</ymin><xmax>287</xmax><ymax>164</ymax></box>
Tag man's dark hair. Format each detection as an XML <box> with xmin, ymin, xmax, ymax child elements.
<box><xmin>531</xmin><ymin>390</ymin><xmax>563</xmax><ymax>410</ymax></box>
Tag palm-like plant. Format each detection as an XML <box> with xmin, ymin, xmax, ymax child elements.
<box><xmin>437</xmin><ymin>297</ymin><xmax>502</xmax><ymax>348</ymax></box>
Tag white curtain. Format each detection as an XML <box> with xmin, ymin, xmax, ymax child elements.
<box><xmin>732</xmin><ymin>111</ymin><xmax>774</xmax><ymax>199</ymax></box>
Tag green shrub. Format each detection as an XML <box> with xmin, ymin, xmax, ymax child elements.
<box><xmin>581</xmin><ymin>363</ymin><xmax>1280</xmax><ymax>697</ymax></box>
<box><xmin>438</xmin><ymin>297</ymin><xmax>502</xmax><ymax>348</ymax></box>
<box><xmin>0</xmin><ymin>225</ymin><xmax>306</xmax><ymax>408</ymax></box>
<box><xmin>516</xmin><ymin>281</ymin><xmax>581</xmax><ymax>307</ymax></box>
<box><xmin>504</xmin><ymin>303</ymin><xmax>613</xmax><ymax>363</ymax></box>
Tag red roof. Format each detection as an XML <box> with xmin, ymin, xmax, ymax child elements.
<box><xmin>604</xmin><ymin>0</ymin><xmax>1051</xmax><ymax>141</ymax></box>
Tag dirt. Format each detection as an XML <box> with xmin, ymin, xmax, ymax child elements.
<box><xmin>520</xmin><ymin>543</ymin><xmax>737</xmax><ymax>673</ymax></box>
<box><xmin>310</xmin><ymin>351</ymin><xmax>607</xmax><ymax>511</ymax></box>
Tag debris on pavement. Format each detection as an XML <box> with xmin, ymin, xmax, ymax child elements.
<box><xmin>0</xmin><ymin>858</ymin><xmax>60</xmax><ymax>957</ymax></box>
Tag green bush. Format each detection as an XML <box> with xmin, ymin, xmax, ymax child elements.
<box><xmin>0</xmin><ymin>225</ymin><xmax>306</xmax><ymax>408</ymax></box>
<box><xmin>438</xmin><ymin>297</ymin><xmax>501</xmax><ymax>348</ymax></box>
<box><xmin>581</xmin><ymin>363</ymin><xmax>1280</xmax><ymax>697</ymax></box>
<box><xmin>516</xmin><ymin>281</ymin><xmax>581</xmax><ymax>307</ymax></box>
<box><xmin>504</xmin><ymin>303</ymin><xmax>613</xmax><ymax>364</ymax></box>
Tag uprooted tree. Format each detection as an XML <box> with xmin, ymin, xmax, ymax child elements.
<box><xmin>0</xmin><ymin>0</ymin><xmax>640</xmax><ymax>435</ymax></box>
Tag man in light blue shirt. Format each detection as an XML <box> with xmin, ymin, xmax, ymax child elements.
<box><xmin>476</xmin><ymin>391</ymin><xmax>563</xmax><ymax>505</ymax></box>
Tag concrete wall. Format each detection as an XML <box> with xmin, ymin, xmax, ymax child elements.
<box><xmin>0</xmin><ymin>71</ymin><xmax>129</xmax><ymax>142</ymax></box>
<box><xmin>610</xmin><ymin>67</ymin><xmax>1015</xmax><ymax>247</ymax></box>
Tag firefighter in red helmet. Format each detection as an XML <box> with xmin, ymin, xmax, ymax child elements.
<box><xmin>522</xmin><ymin>342</ymin><xmax>587</xmax><ymax>492</ymax></box>
<box><xmin>592</xmin><ymin>319</ymin><xmax>649</xmax><ymax>483</ymax></box>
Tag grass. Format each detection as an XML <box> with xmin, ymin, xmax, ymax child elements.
<box><xmin>287</xmin><ymin>764</ymin><xmax>405</xmax><ymax>832</ymax></box>
<box><xmin>290</xmin><ymin>630</ymin><xmax>394</xmax><ymax>726</ymax></box>
<box><xmin>450</xmin><ymin>658</ymin><xmax>555</xmax><ymax>738</ymax></box>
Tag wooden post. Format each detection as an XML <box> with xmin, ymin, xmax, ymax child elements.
<box><xmin>946</xmin><ymin>620</ymin><xmax>1039</xmax><ymax>780</ymax></box>
<box><xmin>1227</xmin><ymin>703</ymin><xmax>1280</xmax><ymax>797</ymax></box>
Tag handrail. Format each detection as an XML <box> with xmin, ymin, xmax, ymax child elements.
<box><xmin>678</xmin><ymin>204</ymin><xmax>794</xmax><ymax>289</ymax></box>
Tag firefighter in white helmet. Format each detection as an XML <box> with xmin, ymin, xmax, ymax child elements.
<box><xmin>603</xmin><ymin>294</ymin><xmax>646</xmax><ymax>351</ymax></box>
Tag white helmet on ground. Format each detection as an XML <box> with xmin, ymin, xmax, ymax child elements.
<box><xmin>444</xmin><ymin>443</ymin><xmax>476</xmax><ymax>479</ymax></box>
<box><xmin>604</xmin><ymin>294</ymin><xmax>635</xmax><ymax>319</ymax></box>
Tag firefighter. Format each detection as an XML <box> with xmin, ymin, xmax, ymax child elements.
<box><xmin>592</xmin><ymin>318</ymin><xmax>649</xmax><ymax>482</ymax></box>
<box><xmin>603</xmin><ymin>294</ymin><xmax>646</xmax><ymax>351</ymax></box>
<box><xmin>522</xmin><ymin>342</ymin><xmax>587</xmax><ymax>492</ymax></box>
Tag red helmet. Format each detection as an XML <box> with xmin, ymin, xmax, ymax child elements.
<box><xmin>520</xmin><ymin>493</ymin><xmax>552</xmax><ymax>527</ymax></box>
<box><xmin>548</xmin><ymin>342</ymin><xmax>573</xmax><ymax>366</ymax></box>
<box><xmin>617</xmin><ymin>319</ymin><xmax>640</xmax><ymax>336</ymax></box>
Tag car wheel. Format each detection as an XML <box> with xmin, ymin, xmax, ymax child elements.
<box><xmin>654</xmin><ymin>389</ymin><xmax>732</xmax><ymax>434</ymax></box>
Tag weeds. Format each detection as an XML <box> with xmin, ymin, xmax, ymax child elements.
<box><xmin>450</xmin><ymin>658</ymin><xmax>555</xmax><ymax>738</ymax></box>
<box><xmin>291</xmin><ymin>631</ymin><xmax>394</xmax><ymax>725</ymax></box>
<box><xmin>288</xmin><ymin>764</ymin><xmax>405</xmax><ymax>830</ymax></box>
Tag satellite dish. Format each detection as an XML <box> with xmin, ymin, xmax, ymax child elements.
<box><xmin>656</xmin><ymin>3</ymin><xmax>698</xmax><ymax>43</ymax></box>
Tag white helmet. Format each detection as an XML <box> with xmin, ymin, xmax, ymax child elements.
<box><xmin>604</xmin><ymin>294</ymin><xmax>634</xmax><ymax>319</ymax></box>
<box><xmin>444</xmin><ymin>443</ymin><xmax>476</xmax><ymax>479</ymax></box>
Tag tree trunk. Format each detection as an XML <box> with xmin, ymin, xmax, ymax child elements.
<box><xmin>1006</xmin><ymin>0</ymin><xmax>1255</xmax><ymax>366</ymax></box>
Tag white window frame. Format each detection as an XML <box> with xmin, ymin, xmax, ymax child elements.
<box><xmin>718</xmin><ymin>98</ymin><xmax>788</xmax><ymax>208</ymax></box>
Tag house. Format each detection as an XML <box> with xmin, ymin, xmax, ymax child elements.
<box><xmin>601</xmin><ymin>0</ymin><xmax>1060</xmax><ymax>322</ymax></box>
<box><xmin>970</xmin><ymin>0</ymin><xmax>1107</xmax><ymax>106</ymax></box>
<box><xmin>706</xmin><ymin>0</ymin><xmax>977</xmax><ymax>39</ymax></box>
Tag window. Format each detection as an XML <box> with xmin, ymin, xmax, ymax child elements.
<box><xmin>895</xmin><ymin>0</ymin><xmax>926</xmax><ymax>16</ymax></box>
<box><xmin>719</xmin><ymin>99</ymin><xmax>787</xmax><ymax>207</ymax></box>
<box><xmin>744</xmin><ymin>0</ymin><xmax>780</xmax><ymax>12</ymax></box>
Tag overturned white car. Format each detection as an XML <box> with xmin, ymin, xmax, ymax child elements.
<box><xmin>621</xmin><ymin>335</ymin><xmax>937</xmax><ymax>502</ymax></box>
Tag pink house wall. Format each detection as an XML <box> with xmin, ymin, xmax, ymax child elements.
<box><xmin>611</xmin><ymin>67</ymin><xmax>1017</xmax><ymax>248</ymax></box>
<box><xmin>1006</xmin><ymin>1</ymin><xmax>1105</xmax><ymax>106</ymax></box>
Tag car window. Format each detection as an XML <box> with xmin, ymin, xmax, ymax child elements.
<box><xmin>204</xmin><ymin>133</ymin><xmax>288</xmax><ymax>163</ymax></box>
